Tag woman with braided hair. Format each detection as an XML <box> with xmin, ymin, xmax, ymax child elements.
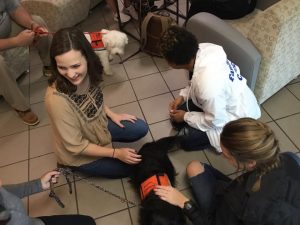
<box><xmin>154</xmin><ymin>118</ymin><xmax>300</xmax><ymax>225</ymax></box>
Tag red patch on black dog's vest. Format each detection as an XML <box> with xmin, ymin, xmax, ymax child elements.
<box><xmin>140</xmin><ymin>173</ymin><xmax>170</xmax><ymax>200</ymax></box>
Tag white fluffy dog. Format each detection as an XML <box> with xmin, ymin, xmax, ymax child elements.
<box><xmin>84</xmin><ymin>29</ymin><xmax>128</xmax><ymax>75</ymax></box>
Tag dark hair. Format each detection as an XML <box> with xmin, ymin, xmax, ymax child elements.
<box><xmin>48</xmin><ymin>27</ymin><xmax>103</xmax><ymax>94</ymax></box>
<box><xmin>221</xmin><ymin>118</ymin><xmax>280</xmax><ymax>191</ymax></box>
<box><xmin>160</xmin><ymin>26</ymin><xmax>198</xmax><ymax>65</ymax></box>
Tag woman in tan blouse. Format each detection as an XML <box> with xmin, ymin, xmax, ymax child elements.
<box><xmin>45</xmin><ymin>27</ymin><xmax>148</xmax><ymax>178</ymax></box>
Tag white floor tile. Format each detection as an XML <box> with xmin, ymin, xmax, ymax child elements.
<box><xmin>124</xmin><ymin>57</ymin><xmax>159</xmax><ymax>79</ymax></box>
<box><xmin>76</xmin><ymin>178</ymin><xmax>127</xmax><ymax>218</ymax></box>
<box><xmin>276</xmin><ymin>113</ymin><xmax>300</xmax><ymax>150</ymax></box>
<box><xmin>131</xmin><ymin>73</ymin><xmax>169</xmax><ymax>99</ymax></box>
<box><xmin>139</xmin><ymin>93</ymin><xmax>174</xmax><ymax>124</ymax></box>
<box><xmin>29</xmin><ymin>125</ymin><xmax>54</xmax><ymax>158</ymax></box>
<box><xmin>0</xmin><ymin>131</ymin><xmax>28</xmax><ymax>167</ymax></box>
<box><xmin>0</xmin><ymin>110</ymin><xmax>28</xmax><ymax>137</ymax></box>
<box><xmin>267</xmin><ymin>121</ymin><xmax>298</xmax><ymax>152</ymax></box>
<box><xmin>149</xmin><ymin>120</ymin><xmax>177</xmax><ymax>140</ymax></box>
<box><xmin>162</xmin><ymin>69</ymin><xmax>189</xmax><ymax>91</ymax></box>
<box><xmin>103</xmin><ymin>81</ymin><xmax>137</xmax><ymax>107</ymax></box>
<box><xmin>262</xmin><ymin>88</ymin><xmax>300</xmax><ymax>119</ymax></box>
<box><xmin>102</xmin><ymin>63</ymin><xmax>129</xmax><ymax>86</ymax></box>
<box><xmin>0</xmin><ymin>161</ymin><xmax>28</xmax><ymax>184</ymax></box>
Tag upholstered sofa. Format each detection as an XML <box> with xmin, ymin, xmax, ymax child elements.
<box><xmin>186</xmin><ymin>0</ymin><xmax>300</xmax><ymax>103</ymax></box>
<box><xmin>21</xmin><ymin>0</ymin><xmax>103</xmax><ymax>32</ymax></box>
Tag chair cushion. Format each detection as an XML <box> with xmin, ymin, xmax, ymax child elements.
<box><xmin>225</xmin><ymin>9</ymin><xmax>262</xmax><ymax>38</ymax></box>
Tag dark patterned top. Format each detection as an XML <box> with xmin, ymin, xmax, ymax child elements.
<box><xmin>56</xmin><ymin>86</ymin><xmax>104</xmax><ymax>123</ymax></box>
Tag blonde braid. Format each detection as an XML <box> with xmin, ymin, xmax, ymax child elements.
<box><xmin>221</xmin><ymin>118</ymin><xmax>281</xmax><ymax>192</ymax></box>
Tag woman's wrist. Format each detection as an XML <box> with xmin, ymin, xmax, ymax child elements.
<box><xmin>30</xmin><ymin>21</ymin><xmax>42</xmax><ymax>32</ymax></box>
<box><xmin>112</xmin><ymin>148</ymin><xmax>118</xmax><ymax>159</ymax></box>
<box><xmin>11</xmin><ymin>36</ymin><xmax>19</xmax><ymax>47</ymax></box>
<box><xmin>30</xmin><ymin>21</ymin><xmax>37</xmax><ymax>30</ymax></box>
<box><xmin>178</xmin><ymin>196</ymin><xmax>189</xmax><ymax>209</ymax></box>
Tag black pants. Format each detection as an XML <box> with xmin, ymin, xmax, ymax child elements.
<box><xmin>187</xmin><ymin>0</ymin><xmax>257</xmax><ymax>20</ymax></box>
<box><xmin>172</xmin><ymin>100</ymin><xmax>211</xmax><ymax>151</ymax></box>
<box><xmin>39</xmin><ymin>215</ymin><xmax>96</xmax><ymax>225</ymax></box>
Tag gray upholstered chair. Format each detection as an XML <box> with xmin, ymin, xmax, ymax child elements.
<box><xmin>186</xmin><ymin>0</ymin><xmax>300</xmax><ymax>103</ymax></box>
<box><xmin>21</xmin><ymin>0</ymin><xmax>103</xmax><ymax>32</ymax></box>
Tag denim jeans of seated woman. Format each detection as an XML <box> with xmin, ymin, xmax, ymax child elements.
<box><xmin>74</xmin><ymin>118</ymin><xmax>148</xmax><ymax>178</ymax></box>
<box><xmin>172</xmin><ymin>99</ymin><xmax>211</xmax><ymax>151</ymax></box>
<box><xmin>189</xmin><ymin>164</ymin><xmax>231</xmax><ymax>215</ymax></box>
<box><xmin>190</xmin><ymin>153</ymin><xmax>300</xmax><ymax>216</ymax></box>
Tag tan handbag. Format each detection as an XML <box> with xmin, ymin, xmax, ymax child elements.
<box><xmin>140</xmin><ymin>12</ymin><xmax>175</xmax><ymax>57</ymax></box>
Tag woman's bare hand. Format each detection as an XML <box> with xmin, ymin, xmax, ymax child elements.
<box><xmin>114</xmin><ymin>148</ymin><xmax>141</xmax><ymax>164</ymax></box>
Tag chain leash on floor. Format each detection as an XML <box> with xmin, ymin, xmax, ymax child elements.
<box><xmin>49</xmin><ymin>167</ymin><xmax>136</xmax><ymax>208</ymax></box>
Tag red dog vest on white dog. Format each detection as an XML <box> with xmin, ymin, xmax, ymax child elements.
<box><xmin>88</xmin><ymin>32</ymin><xmax>105</xmax><ymax>51</ymax></box>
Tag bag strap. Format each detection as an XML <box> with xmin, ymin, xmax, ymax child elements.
<box><xmin>160</xmin><ymin>16</ymin><xmax>172</xmax><ymax>34</ymax></box>
<box><xmin>141</xmin><ymin>12</ymin><xmax>155</xmax><ymax>49</ymax></box>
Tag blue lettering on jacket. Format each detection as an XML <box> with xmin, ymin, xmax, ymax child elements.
<box><xmin>227</xmin><ymin>60</ymin><xmax>243</xmax><ymax>82</ymax></box>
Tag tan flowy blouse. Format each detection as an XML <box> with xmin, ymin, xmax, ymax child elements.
<box><xmin>45</xmin><ymin>84</ymin><xmax>112</xmax><ymax>167</ymax></box>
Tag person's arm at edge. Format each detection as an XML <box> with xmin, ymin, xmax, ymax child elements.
<box><xmin>154</xmin><ymin>185</ymin><xmax>207</xmax><ymax>225</ymax></box>
<box><xmin>9</xmin><ymin>5</ymin><xmax>35</xmax><ymax>30</ymax></box>
<box><xmin>3</xmin><ymin>180</ymin><xmax>43</xmax><ymax>199</ymax></box>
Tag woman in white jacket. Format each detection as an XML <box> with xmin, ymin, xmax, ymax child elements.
<box><xmin>160</xmin><ymin>26</ymin><xmax>261</xmax><ymax>152</ymax></box>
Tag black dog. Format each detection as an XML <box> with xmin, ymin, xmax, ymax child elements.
<box><xmin>132</xmin><ymin>136</ymin><xmax>186</xmax><ymax>225</ymax></box>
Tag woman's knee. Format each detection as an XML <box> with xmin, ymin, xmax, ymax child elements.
<box><xmin>186</xmin><ymin>160</ymin><xmax>205</xmax><ymax>178</ymax></box>
<box><xmin>124</xmin><ymin>118</ymin><xmax>148</xmax><ymax>138</ymax></box>
<box><xmin>135</xmin><ymin>119</ymin><xmax>149</xmax><ymax>136</ymax></box>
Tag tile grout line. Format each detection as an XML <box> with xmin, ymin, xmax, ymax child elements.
<box><xmin>120</xmin><ymin>178</ymin><xmax>135</xmax><ymax>225</ymax></box>
<box><xmin>273</xmin><ymin>119</ymin><xmax>300</xmax><ymax>152</ymax></box>
<box><xmin>286</xmin><ymin>84</ymin><xmax>300</xmax><ymax>102</ymax></box>
<box><xmin>26</xmin><ymin>124</ymin><xmax>30</xmax><ymax>215</ymax></box>
<box><xmin>122</xmin><ymin>64</ymin><xmax>156</xmax><ymax>140</ymax></box>
<box><xmin>0</xmin><ymin>152</ymin><xmax>55</xmax><ymax>169</ymax></box>
<box><xmin>27</xmin><ymin>57</ymin><xmax>33</xmax><ymax>215</ymax></box>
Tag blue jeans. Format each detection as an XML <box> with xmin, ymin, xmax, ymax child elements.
<box><xmin>173</xmin><ymin>100</ymin><xmax>211</xmax><ymax>151</ymax></box>
<box><xmin>189</xmin><ymin>164</ymin><xmax>231</xmax><ymax>214</ymax></box>
<box><xmin>74</xmin><ymin>118</ymin><xmax>148</xmax><ymax>178</ymax></box>
<box><xmin>283</xmin><ymin>152</ymin><xmax>300</xmax><ymax>166</ymax></box>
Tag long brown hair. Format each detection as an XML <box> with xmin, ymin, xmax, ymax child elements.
<box><xmin>220</xmin><ymin>118</ymin><xmax>280</xmax><ymax>191</ymax></box>
<box><xmin>48</xmin><ymin>27</ymin><xmax>103</xmax><ymax>94</ymax></box>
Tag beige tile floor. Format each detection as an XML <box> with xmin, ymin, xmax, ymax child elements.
<box><xmin>0</xmin><ymin>2</ymin><xmax>300</xmax><ymax>224</ymax></box>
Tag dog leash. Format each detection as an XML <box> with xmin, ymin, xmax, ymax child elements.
<box><xmin>49</xmin><ymin>167</ymin><xmax>137</xmax><ymax>208</ymax></box>
<box><xmin>49</xmin><ymin>179</ymin><xmax>65</xmax><ymax>208</ymax></box>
